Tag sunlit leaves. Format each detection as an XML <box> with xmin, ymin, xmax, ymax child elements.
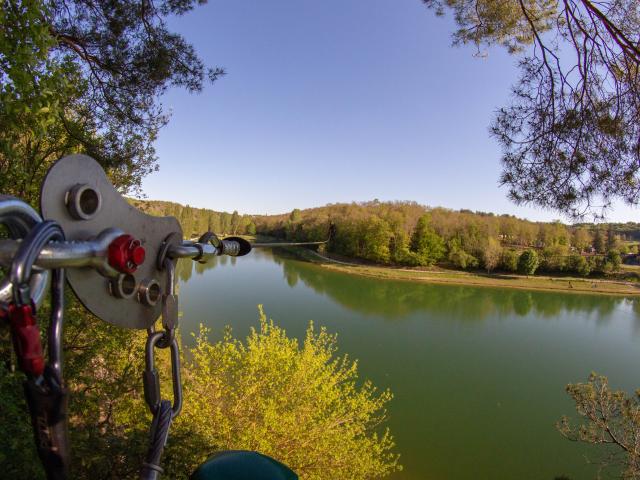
<box><xmin>174</xmin><ymin>306</ymin><xmax>402</xmax><ymax>480</ymax></box>
<box><xmin>423</xmin><ymin>0</ymin><xmax>640</xmax><ymax>219</ymax></box>
<box><xmin>0</xmin><ymin>0</ymin><xmax>220</xmax><ymax>203</ymax></box>
<box><xmin>559</xmin><ymin>373</ymin><xmax>640</xmax><ymax>478</ymax></box>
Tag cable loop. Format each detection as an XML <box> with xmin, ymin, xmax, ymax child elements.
<box><xmin>194</xmin><ymin>231</ymin><xmax>221</xmax><ymax>262</ymax></box>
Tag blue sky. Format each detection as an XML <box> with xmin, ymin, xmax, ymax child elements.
<box><xmin>141</xmin><ymin>0</ymin><xmax>638</xmax><ymax>223</ymax></box>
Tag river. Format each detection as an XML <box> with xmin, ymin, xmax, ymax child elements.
<box><xmin>176</xmin><ymin>248</ymin><xmax>640</xmax><ymax>479</ymax></box>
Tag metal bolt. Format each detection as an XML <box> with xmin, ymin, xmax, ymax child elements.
<box><xmin>108</xmin><ymin>234</ymin><xmax>146</xmax><ymax>274</ymax></box>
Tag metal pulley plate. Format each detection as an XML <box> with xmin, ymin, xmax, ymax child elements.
<box><xmin>40</xmin><ymin>154</ymin><xmax>182</xmax><ymax>329</ymax></box>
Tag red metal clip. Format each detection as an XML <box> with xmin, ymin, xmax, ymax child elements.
<box><xmin>108</xmin><ymin>234</ymin><xmax>146</xmax><ymax>274</ymax></box>
<box><xmin>8</xmin><ymin>303</ymin><xmax>45</xmax><ymax>377</ymax></box>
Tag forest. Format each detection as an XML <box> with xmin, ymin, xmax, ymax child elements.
<box><xmin>136</xmin><ymin>199</ymin><xmax>637</xmax><ymax>278</ymax></box>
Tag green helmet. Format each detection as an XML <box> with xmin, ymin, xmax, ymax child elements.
<box><xmin>191</xmin><ymin>450</ymin><xmax>298</xmax><ymax>480</ymax></box>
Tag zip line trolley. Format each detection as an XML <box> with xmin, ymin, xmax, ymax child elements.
<box><xmin>0</xmin><ymin>155</ymin><xmax>324</xmax><ymax>480</ymax></box>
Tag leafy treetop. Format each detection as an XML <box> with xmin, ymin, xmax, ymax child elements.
<box><xmin>423</xmin><ymin>0</ymin><xmax>640</xmax><ymax>219</ymax></box>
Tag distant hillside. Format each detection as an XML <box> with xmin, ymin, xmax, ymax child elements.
<box><xmin>131</xmin><ymin>198</ymin><xmax>637</xmax><ymax>277</ymax></box>
<box><xmin>128</xmin><ymin>198</ymin><xmax>257</xmax><ymax>237</ymax></box>
<box><xmin>575</xmin><ymin>221</ymin><xmax>640</xmax><ymax>241</ymax></box>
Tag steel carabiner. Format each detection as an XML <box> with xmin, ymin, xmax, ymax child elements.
<box><xmin>0</xmin><ymin>196</ymin><xmax>50</xmax><ymax>308</ymax></box>
<box><xmin>7</xmin><ymin>219</ymin><xmax>69</xmax><ymax>480</ymax></box>
<box><xmin>144</xmin><ymin>331</ymin><xmax>183</xmax><ymax>417</ymax></box>
<box><xmin>140</xmin><ymin>331</ymin><xmax>183</xmax><ymax>480</ymax></box>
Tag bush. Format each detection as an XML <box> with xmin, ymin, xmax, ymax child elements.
<box><xmin>173</xmin><ymin>306</ymin><xmax>402</xmax><ymax>480</ymax></box>
<box><xmin>500</xmin><ymin>249</ymin><xmax>520</xmax><ymax>272</ymax></box>
<box><xmin>607</xmin><ymin>250</ymin><xmax>622</xmax><ymax>271</ymax></box>
<box><xmin>588</xmin><ymin>251</ymin><xmax>623</xmax><ymax>275</ymax></box>
<box><xmin>518</xmin><ymin>249</ymin><xmax>539</xmax><ymax>275</ymax></box>
<box><xmin>566</xmin><ymin>254</ymin><xmax>590</xmax><ymax>276</ymax></box>
<box><xmin>539</xmin><ymin>245</ymin><xmax>569</xmax><ymax>272</ymax></box>
<box><xmin>448</xmin><ymin>247</ymin><xmax>478</xmax><ymax>269</ymax></box>
<box><xmin>1</xmin><ymin>305</ymin><xmax>400</xmax><ymax>479</ymax></box>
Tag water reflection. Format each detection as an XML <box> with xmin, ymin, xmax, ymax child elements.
<box><xmin>177</xmin><ymin>256</ymin><xmax>217</xmax><ymax>282</ymax></box>
<box><xmin>177</xmin><ymin>249</ymin><xmax>637</xmax><ymax>324</ymax></box>
<box><xmin>271</xmin><ymin>249</ymin><xmax>630</xmax><ymax>323</ymax></box>
<box><xmin>176</xmin><ymin>247</ymin><xmax>640</xmax><ymax>480</ymax></box>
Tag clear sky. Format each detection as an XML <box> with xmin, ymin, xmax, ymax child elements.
<box><xmin>141</xmin><ymin>0</ymin><xmax>639</xmax><ymax>223</ymax></box>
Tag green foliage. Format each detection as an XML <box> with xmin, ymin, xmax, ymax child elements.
<box><xmin>0</xmin><ymin>0</ymin><xmax>220</xmax><ymax>203</ymax></box>
<box><xmin>539</xmin><ymin>245</ymin><xmax>569</xmax><ymax>272</ymax></box>
<box><xmin>389</xmin><ymin>230</ymin><xmax>412</xmax><ymax>264</ymax></box>
<box><xmin>558</xmin><ymin>373</ymin><xmax>640</xmax><ymax>478</ymax></box>
<box><xmin>500</xmin><ymin>249</ymin><xmax>520</xmax><ymax>272</ymax></box>
<box><xmin>517</xmin><ymin>249</ymin><xmax>539</xmax><ymax>275</ymax></box>
<box><xmin>0</xmin><ymin>363</ymin><xmax>43</xmax><ymax>478</ymax></box>
<box><xmin>587</xmin><ymin>251</ymin><xmax>622</xmax><ymax>275</ymax></box>
<box><xmin>566</xmin><ymin>254</ymin><xmax>590</xmax><ymax>276</ymax></box>
<box><xmin>607</xmin><ymin>250</ymin><xmax>622</xmax><ymax>272</ymax></box>
<box><xmin>140</xmin><ymin>198</ymin><xmax>635</xmax><ymax>279</ymax></box>
<box><xmin>593</xmin><ymin>229</ymin><xmax>607</xmax><ymax>254</ymax></box>
<box><xmin>230</xmin><ymin>210</ymin><xmax>240</xmax><ymax>234</ymax></box>
<box><xmin>174</xmin><ymin>306</ymin><xmax>401</xmax><ymax>479</ymax></box>
<box><xmin>220</xmin><ymin>212</ymin><xmax>232</xmax><ymax>234</ymax></box>
<box><xmin>361</xmin><ymin>217</ymin><xmax>393</xmax><ymax>263</ymax></box>
<box><xmin>538</xmin><ymin>222</ymin><xmax>571</xmax><ymax>248</ymax></box>
<box><xmin>572</xmin><ymin>228</ymin><xmax>593</xmax><ymax>253</ymax></box>
<box><xmin>607</xmin><ymin>228</ymin><xmax>622</xmax><ymax>252</ymax></box>
<box><xmin>424</xmin><ymin>0</ymin><xmax>640</xmax><ymax>219</ymax></box>
<box><xmin>289</xmin><ymin>208</ymin><xmax>302</xmax><ymax>223</ymax></box>
<box><xmin>253</xmin><ymin>201</ymin><xmax>602</xmax><ymax>274</ymax></box>
<box><xmin>409</xmin><ymin>214</ymin><xmax>445</xmax><ymax>266</ymax></box>
<box><xmin>0</xmin><ymin>294</ymin><xmax>150</xmax><ymax>479</ymax></box>
<box><xmin>447</xmin><ymin>239</ymin><xmax>478</xmax><ymax>270</ymax></box>
<box><xmin>0</xmin><ymin>303</ymin><xmax>399</xmax><ymax>479</ymax></box>
<box><xmin>130</xmin><ymin>199</ymin><xmax>258</xmax><ymax>240</ymax></box>
<box><xmin>423</xmin><ymin>0</ymin><xmax>555</xmax><ymax>53</ymax></box>
<box><xmin>594</xmin><ymin>255</ymin><xmax>614</xmax><ymax>275</ymax></box>
<box><xmin>481</xmin><ymin>237</ymin><xmax>502</xmax><ymax>273</ymax></box>
<box><xmin>0</xmin><ymin>0</ymin><xmax>81</xmax><ymax>202</ymax></box>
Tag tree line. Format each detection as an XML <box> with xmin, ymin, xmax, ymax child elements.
<box><xmin>134</xmin><ymin>198</ymin><xmax>634</xmax><ymax>277</ymax></box>
<box><xmin>129</xmin><ymin>199</ymin><xmax>257</xmax><ymax>238</ymax></box>
<box><xmin>252</xmin><ymin>201</ymin><xmax>634</xmax><ymax>277</ymax></box>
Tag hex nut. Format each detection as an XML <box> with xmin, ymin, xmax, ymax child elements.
<box><xmin>66</xmin><ymin>184</ymin><xmax>102</xmax><ymax>220</ymax></box>
<box><xmin>138</xmin><ymin>279</ymin><xmax>161</xmax><ymax>307</ymax></box>
<box><xmin>109</xmin><ymin>274</ymin><xmax>137</xmax><ymax>299</ymax></box>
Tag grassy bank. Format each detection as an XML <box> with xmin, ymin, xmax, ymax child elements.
<box><xmin>282</xmin><ymin>247</ymin><xmax>640</xmax><ymax>296</ymax></box>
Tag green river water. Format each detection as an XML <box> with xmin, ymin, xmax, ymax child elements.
<box><xmin>176</xmin><ymin>248</ymin><xmax>640</xmax><ymax>480</ymax></box>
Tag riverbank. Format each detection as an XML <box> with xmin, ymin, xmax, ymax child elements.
<box><xmin>283</xmin><ymin>247</ymin><xmax>640</xmax><ymax>296</ymax></box>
